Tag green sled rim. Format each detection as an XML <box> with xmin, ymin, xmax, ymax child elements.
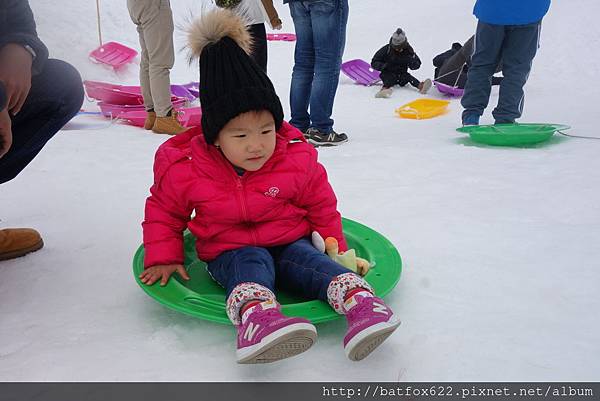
<box><xmin>456</xmin><ymin>123</ymin><xmax>571</xmax><ymax>146</ymax></box>
<box><xmin>133</xmin><ymin>218</ymin><xmax>402</xmax><ymax>324</ymax></box>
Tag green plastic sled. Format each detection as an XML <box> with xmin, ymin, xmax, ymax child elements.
<box><xmin>457</xmin><ymin>123</ymin><xmax>570</xmax><ymax>146</ymax></box>
<box><xmin>133</xmin><ymin>218</ymin><xmax>402</xmax><ymax>324</ymax></box>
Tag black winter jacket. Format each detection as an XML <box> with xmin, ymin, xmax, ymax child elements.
<box><xmin>371</xmin><ymin>42</ymin><xmax>421</xmax><ymax>74</ymax></box>
<box><xmin>434</xmin><ymin>36</ymin><xmax>501</xmax><ymax>88</ymax></box>
<box><xmin>433</xmin><ymin>38</ymin><xmax>472</xmax><ymax>88</ymax></box>
<box><xmin>0</xmin><ymin>0</ymin><xmax>49</xmax><ymax>75</ymax></box>
<box><xmin>433</xmin><ymin>42</ymin><xmax>463</xmax><ymax>72</ymax></box>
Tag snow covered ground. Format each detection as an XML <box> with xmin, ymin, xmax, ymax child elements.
<box><xmin>1</xmin><ymin>0</ymin><xmax>599</xmax><ymax>381</ymax></box>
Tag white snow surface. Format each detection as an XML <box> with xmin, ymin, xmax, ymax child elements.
<box><xmin>1</xmin><ymin>0</ymin><xmax>599</xmax><ymax>381</ymax></box>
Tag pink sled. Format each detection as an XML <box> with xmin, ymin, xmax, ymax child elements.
<box><xmin>84</xmin><ymin>80</ymin><xmax>196</xmax><ymax>104</ymax></box>
<box><xmin>266</xmin><ymin>33</ymin><xmax>296</xmax><ymax>41</ymax></box>
<box><xmin>89</xmin><ymin>42</ymin><xmax>138</xmax><ymax>70</ymax></box>
<box><xmin>98</xmin><ymin>98</ymin><xmax>187</xmax><ymax>119</ymax></box>
<box><xmin>119</xmin><ymin>107</ymin><xmax>202</xmax><ymax>128</ymax></box>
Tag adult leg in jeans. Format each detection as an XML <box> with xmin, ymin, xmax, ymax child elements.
<box><xmin>289</xmin><ymin>0</ymin><xmax>348</xmax><ymax>133</ymax></box>
<box><xmin>0</xmin><ymin>59</ymin><xmax>83</xmax><ymax>184</ymax></box>
<box><xmin>492</xmin><ymin>22</ymin><xmax>540</xmax><ymax>124</ymax></box>
<box><xmin>308</xmin><ymin>0</ymin><xmax>348</xmax><ymax>133</ymax></box>
<box><xmin>461</xmin><ymin>21</ymin><xmax>504</xmax><ymax>122</ymax></box>
<box><xmin>288</xmin><ymin>2</ymin><xmax>314</xmax><ymax>132</ymax></box>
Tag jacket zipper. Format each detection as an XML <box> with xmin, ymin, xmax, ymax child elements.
<box><xmin>212</xmin><ymin>142</ymin><xmax>289</xmax><ymax>247</ymax></box>
<box><xmin>236</xmin><ymin>176</ymin><xmax>258</xmax><ymax>246</ymax></box>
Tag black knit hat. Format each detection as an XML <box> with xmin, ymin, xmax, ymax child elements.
<box><xmin>390</xmin><ymin>28</ymin><xmax>407</xmax><ymax>48</ymax></box>
<box><xmin>187</xmin><ymin>9</ymin><xmax>284</xmax><ymax>144</ymax></box>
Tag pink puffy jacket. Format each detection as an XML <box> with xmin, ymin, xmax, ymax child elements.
<box><xmin>142</xmin><ymin>122</ymin><xmax>347</xmax><ymax>267</ymax></box>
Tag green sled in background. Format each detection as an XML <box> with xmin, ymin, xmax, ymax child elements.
<box><xmin>457</xmin><ymin>123</ymin><xmax>571</xmax><ymax>146</ymax></box>
<box><xmin>133</xmin><ymin>218</ymin><xmax>402</xmax><ymax>324</ymax></box>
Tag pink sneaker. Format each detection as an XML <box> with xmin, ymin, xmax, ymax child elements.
<box><xmin>343</xmin><ymin>294</ymin><xmax>401</xmax><ymax>361</ymax></box>
<box><xmin>236</xmin><ymin>300</ymin><xmax>317</xmax><ymax>364</ymax></box>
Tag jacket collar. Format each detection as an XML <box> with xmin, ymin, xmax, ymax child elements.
<box><xmin>190</xmin><ymin>121</ymin><xmax>305</xmax><ymax>178</ymax></box>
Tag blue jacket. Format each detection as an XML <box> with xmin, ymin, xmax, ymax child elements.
<box><xmin>474</xmin><ymin>0</ymin><xmax>551</xmax><ymax>25</ymax></box>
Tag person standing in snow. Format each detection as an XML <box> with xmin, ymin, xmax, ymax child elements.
<box><xmin>371</xmin><ymin>28</ymin><xmax>432</xmax><ymax>98</ymax></box>
<box><xmin>461</xmin><ymin>0</ymin><xmax>551</xmax><ymax>126</ymax></box>
<box><xmin>0</xmin><ymin>0</ymin><xmax>83</xmax><ymax>261</ymax></box>
<box><xmin>141</xmin><ymin>9</ymin><xmax>401</xmax><ymax>364</ymax></box>
<box><xmin>285</xmin><ymin>0</ymin><xmax>349</xmax><ymax>147</ymax></box>
<box><xmin>215</xmin><ymin>0</ymin><xmax>283</xmax><ymax>73</ymax></box>
<box><xmin>127</xmin><ymin>0</ymin><xmax>188</xmax><ymax>135</ymax></box>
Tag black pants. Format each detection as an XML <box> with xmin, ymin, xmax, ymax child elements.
<box><xmin>248</xmin><ymin>23</ymin><xmax>267</xmax><ymax>73</ymax></box>
<box><xmin>0</xmin><ymin>59</ymin><xmax>83</xmax><ymax>184</ymax></box>
<box><xmin>380</xmin><ymin>71</ymin><xmax>420</xmax><ymax>89</ymax></box>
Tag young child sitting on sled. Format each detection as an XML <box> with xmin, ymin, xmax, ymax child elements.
<box><xmin>140</xmin><ymin>8</ymin><xmax>401</xmax><ymax>364</ymax></box>
<box><xmin>371</xmin><ymin>28</ymin><xmax>432</xmax><ymax>98</ymax></box>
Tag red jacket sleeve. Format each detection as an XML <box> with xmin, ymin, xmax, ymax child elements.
<box><xmin>142</xmin><ymin>167</ymin><xmax>192</xmax><ymax>268</ymax></box>
<box><xmin>297</xmin><ymin>160</ymin><xmax>348</xmax><ymax>251</ymax></box>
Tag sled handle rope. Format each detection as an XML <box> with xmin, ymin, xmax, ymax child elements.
<box><xmin>557</xmin><ymin>129</ymin><xmax>600</xmax><ymax>140</ymax></box>
<box><xmin>96</xmin><ymin>0</ymin><xmax>103</xmax><ymax>47</ymax></box>
<box><xmin>434</xmin><ymin>63</ymin><xmax>465</xmax><ymax>89</ymax></box>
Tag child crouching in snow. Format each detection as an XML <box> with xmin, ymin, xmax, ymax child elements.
<box><xmin>371</xmin><ymin>28</ymin><xmax>432</xmax><ymax>98</ymax></box>
<box><xmin>140</xmin><ymin>9</ymin><xmax>401</xmax><ymax>364</ymax></box>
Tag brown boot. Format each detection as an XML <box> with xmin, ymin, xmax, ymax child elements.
<box><xmin>152</xmin><ymin>111</ymin><xmax>188</xmax><ymax>135</ymax></box>
<box><xmin>0</xmin><ymin>228</ymin><xmax>44</xmax><ymax>261</ymax></box>
<box><xmin>144</xmin><ymin>111</ymin><xmax>156</xmax><ymax>130</ymax></box>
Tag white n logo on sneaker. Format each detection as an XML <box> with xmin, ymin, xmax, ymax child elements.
<box><xmin>372</xmin><ymin>302</ymin><xmax>388</xmax><ymax>315</ymax></box>
<box><xmin>244</xmin><ymin>322</ymin><xmax>261</xmax><ymax>341</ymax></box>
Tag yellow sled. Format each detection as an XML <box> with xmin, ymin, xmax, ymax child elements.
<box><xmin>395</xmin><ymin>98</ymin><xmax>450</xmax><ymax>120</ymax></box>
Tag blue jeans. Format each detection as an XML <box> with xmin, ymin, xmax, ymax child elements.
<box><xmin>288</xmin><ymin>0</ymin><xmax>348</xmax><ymax>133</ymax></box>
<box><xmin>206</xmin><ymin>238</ymin><xmax>353</xmax><ymax>301</ymax></box>
<box><xmin>0</xmin><ymin>59</ymin><xmax>83</xmax><ymax>184</ymax></box>
<box><xmin>461</xmin><ymin>21</ymin><xmax>541</xmax><ymax>123</ymax></box>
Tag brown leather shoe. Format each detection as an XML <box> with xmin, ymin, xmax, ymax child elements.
<box><xmin>0</xmin><ymin>228</ymin><xmax>44</xmax><ymax>261</ymax></box>
<box><xmin>152</xmin><ymin>112</ymin><xmax>188</xmax><ymax>135</ymax></box>
<box><xmin>144</xmin><ymin>111</ymin><xmax>157</xmax><ymax>130</ymax></box>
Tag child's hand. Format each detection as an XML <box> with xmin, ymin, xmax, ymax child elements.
<box><xmin>139</xmin><ymin>264</ymin><xmax>190</xmax><ymax>286</ymax></box>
